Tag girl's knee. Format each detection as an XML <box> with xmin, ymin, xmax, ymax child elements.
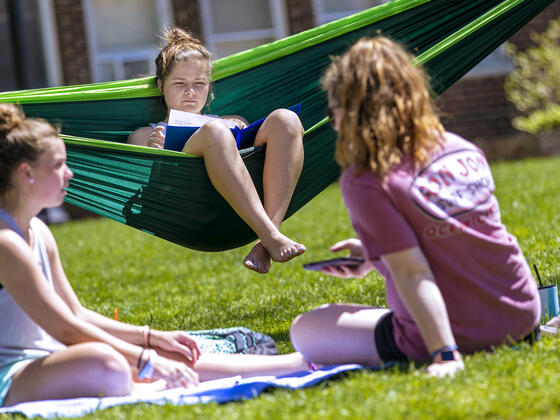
<box><xmin>291</xmin><ymin>305</ymin><xmax>328</xmax><ymax>343</ymax></box>
<box><xmin>191</xmin><ymin>120</ymin><xmax>237</xmax><ymax>156</ymax></box>
<box><xmin>201</xmin><ymin>120</ymin><xmax>235</xmax><ymax>140</ymax></box>
<box><xmin>266</xmin><ymin>109</ymin><xmax>304</xmax><ymax>136</ymax></box>
<box><xmin>82</xmin><ymin>343</ymin><xmax>132</xmax><ymax>396</ymax></box>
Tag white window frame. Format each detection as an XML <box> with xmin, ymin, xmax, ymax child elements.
<box><xmin>82</xmin><ymin>0</ymin><xmax>173</xmax><ymax>82</ymax></box>
<box><xmin>198</xmin><ymin>0</ymin><xmax>288</xmax><ymax>57</ymax></box>
<box><xmin>37</xmin><ymin>0</ymin><xmax>62</xmax><ymax>86</ymax></box>
<box><xmin>313</xmin><ymin>0</ymin><xmax>389</xmax><ymax>25</ymax></box>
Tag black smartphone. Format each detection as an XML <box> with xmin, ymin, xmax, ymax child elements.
<box><xmin>303</xmin><ymin>256</ymin><xmax>365</xmax><ymax>272</ymax></box>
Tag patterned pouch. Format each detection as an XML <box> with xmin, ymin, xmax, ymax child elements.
<box><xmin>187</xmin><ymin>327</ymin><xmax>278</xmax><ymax>355</ymax></box>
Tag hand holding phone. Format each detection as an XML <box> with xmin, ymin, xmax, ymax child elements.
<box><xmin>303</xmin><ymin>257</ymin><xmax>365</xmax><ymax>272</ymax></box>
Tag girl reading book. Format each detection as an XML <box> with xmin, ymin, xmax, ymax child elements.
<box><xmin>128</xmin><ymin>28</ymin><xmax>305</xmax><ymax>274</ymax></box>
<box><xmin>0</xmin><ymin>103</ymin><xmax>315</xmax><ymax>406</ymax></box>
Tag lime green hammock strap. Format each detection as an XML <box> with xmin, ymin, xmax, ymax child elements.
<box><xmin>0</xmin><ymin>0</ymin><xmax>554</xmax><ymax>251</ymax></box>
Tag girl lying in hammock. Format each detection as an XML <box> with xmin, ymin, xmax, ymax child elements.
<box><xmin>0</xmin><ymin>104</ymin><xmax>314</xmax><ymax>406</ymax></box>
<box><xmin>128</xmin><ymin>27</ymin><xmax>305</xmax><ymax>274</ymax></box>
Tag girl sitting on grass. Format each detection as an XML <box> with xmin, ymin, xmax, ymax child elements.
<box><xmin>290</xmin><ymin>36</ymin><xmax>541</xmax><ymax>377</ymax></box>
<box><xmin>128</xmin><ymin>27</ymin><xmax>305</xmax><ymax>274</ymax></box>
<box><xmin>0</xmin><ymin>103</ymin><xmax>315</xmax><ymax>407</ymax></box>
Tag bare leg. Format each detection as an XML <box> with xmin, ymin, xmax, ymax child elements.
<box><xmin>183</xmin><ymin>120</ymin><xmax>304</xmax><ymax>264</ymax></box>
<box><xmin>3</xmin><ymin>342</ymin><xmax>132</xmax><ymax>407</ymax></box>
<box><xmin>193</xmin><ymin>352</ymin><xmax>309</xmax><ymax>382</ymax></box>
<box><xmin>244</xmin><ymin>109</ymin><xmax>305</xmax><ymax>273</ymax></box>
<box><xmin>290</xmin><ymin>303</ymin><xmax>390</xmax><ymax>366</ymax></box>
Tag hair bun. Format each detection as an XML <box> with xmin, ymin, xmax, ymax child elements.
<box><xmin>0</xmin><ymin>103</ymin><xmax>25</xmax><ymax>135</ymax></box>
<box><xmin>165</xmin><ymin>27</ymin><xmax>201</xmax><ymax>47</ymax></box>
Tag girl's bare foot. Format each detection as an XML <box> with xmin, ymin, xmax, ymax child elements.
<box><xmin>261</xmin><ymin>232</ymin><xmax>306</xmax><ymax>263</ymax></box>
<box><xmin>243</xmin><ymin>241</ymin><xmax>271</xmax><ymax>274</ymax></box>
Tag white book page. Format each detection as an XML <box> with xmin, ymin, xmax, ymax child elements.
<box><xmin>168</xmin><ymin>109</ymin><xmax>236</xmax><ymax>128</ymax></box>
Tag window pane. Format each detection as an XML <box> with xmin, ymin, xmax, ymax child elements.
<box><xmin>99</xmin><ymin>62</ymin><xmax>115</xmax><ymax>82</ymax></box>
<box><xmin>322</xmin><ymin>0</ymin><xmax>380</xmax><ymax>13</ymax></box>
<box><xmin>210</xmin><ymin>0</ymin><xmax>272</xmax><ymax>33</ymax></box>
<box><xmin>93</xmin><ymin>0</ymin><xmax>159</xmax><ymax>49</ymax></box>
<box><xmin>214</xmin><ymin>38</ymin><xmax>274</xmax><ymax>58</ymax></box>
<box><xmin>124</xmin><ymin>60</ymin><xmax>151</xmax><ymax>79</ymax></box>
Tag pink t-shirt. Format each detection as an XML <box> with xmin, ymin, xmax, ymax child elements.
<box><xmin>340</xmin><ymin>132</ymin><xmax>540</xmax><ymax>361</ymax></box>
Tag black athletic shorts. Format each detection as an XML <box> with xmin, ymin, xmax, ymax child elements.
<box><xmin>374</xmin><ymin>312</ymin><xmax>540</xmax><ymax>364</ymax></box>
<box><xmin>374</xmin><ymin>312</ymin><xmax>408</xmax><ymax>363</ymax></box>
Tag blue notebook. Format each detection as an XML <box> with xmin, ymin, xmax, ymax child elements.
<box><xmin>164</xmin><ymin>104</ymin><xmax>302</xmax><ymax>152</ymax></box>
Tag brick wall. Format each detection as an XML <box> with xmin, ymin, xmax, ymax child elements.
<box><xmin>510</xmin><ymin>1</ymin><xmax>560</xmax><ymax>50</ymax></box>
<box><xmin>52</xmin><ymin>0</ymin><xmax>91</xmax><ymax>84</ymax></box>
<box><xmin>171</xmin><ymin>0</ymin><xmax>203</xmax><ymax>40</ymax></box>
<box><xmin>437</xmin><ymin>75</ymin><xmax>519</xmax><ymax>141</ymax></box>
<box><xmin>285</xmin><ymin>0</ymin><xmax>315</xmax><ymax>34</ymax></box>
<box><xmin>437</xmin><ymin>2</ymin><xmax>560</xmax><ymax>160</ymax></box>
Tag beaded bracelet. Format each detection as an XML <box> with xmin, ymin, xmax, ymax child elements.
<box><xmin>140</xmin><ymin>325</ymin><xmax>150</xmax><ymax>347</ymax></box>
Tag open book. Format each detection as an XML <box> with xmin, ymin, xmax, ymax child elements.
<box><xmin>164</xmin><ymin>103</ymin><xmax>302</xmax><ymax>152</ymax></box>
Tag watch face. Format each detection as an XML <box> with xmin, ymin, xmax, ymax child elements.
<box><xmin>441</xmin><ymin>350</ymin><xmax>455</xmax><ymax>361</ymax></box>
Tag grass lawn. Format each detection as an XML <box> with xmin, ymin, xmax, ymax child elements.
<box><xmin>8</xmin><ymin>155</ymin><xmax>560</xmax><ymax>419</ymax></box>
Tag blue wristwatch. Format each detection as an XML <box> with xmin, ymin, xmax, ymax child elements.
<box><xmin>430</xmin><ymin>344</ymin><xmax>458</xmax><ymax>361</ymax></box>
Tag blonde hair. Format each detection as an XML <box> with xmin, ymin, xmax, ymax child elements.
<box><xmin>0</xmin><ymin>103</ymin><xmax>59</xmax><ymax>194</ymax></box>
<box><xmin>155</xmin><ymin>27</ymin><xmax>213</xmax><ymax>107</ymax></box>
<box><xmin>322</xmin><ymin>36</ymin><xmax>443</xmax><ymax>179</ymax></box>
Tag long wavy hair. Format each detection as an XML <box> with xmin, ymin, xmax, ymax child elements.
<box><xmin>322</xmin><ymin>36</ymin><xmax>443</xmax><ymax>179</ymax></box>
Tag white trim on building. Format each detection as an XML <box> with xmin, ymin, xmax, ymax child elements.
<box><xmin>37</xmin><ymin>0</ymin><xmax>62</xmax><ymax>86</ymax></box>
<box><xmin>313</xmin><ymin>0</ymin><xmax>388</xmax><ymax>25</ymax></box>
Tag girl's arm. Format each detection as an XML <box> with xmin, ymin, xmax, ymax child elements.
<box><xmin>381</xmin><ymin>246</ymin><xmax>463</xmax><ymax>377</ymax></box>
<box><xmin>0</xmin><ymin>228</ymin><xmax>143</xmax><ymax>366</ymax></box>
<box><xmin>127</xmin><ymin>126</ymin><xmax>154</xmax><ymax>146</ymax></box>
<box><xmin>0</xmin><ymin>227</ymin><xmax>199</xmax><ymax>386</ymax></box>
<box><xmin>37</xmin><ymin>220</ymin><xmax>199</xmax><ymax>364</ymax></box>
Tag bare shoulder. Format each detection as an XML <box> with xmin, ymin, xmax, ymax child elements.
<box><xmin>0</xmin><ymin>225</ymin><xmax>25</xmax><ymax>249</ymax></box>
<box><xmin>127</xmin><ymin>126</ymin><xmax>153</xmax><ymax>146</ymax></box>
<box><xmin>30</xmin><ymin>217</ymin><xmax>59</xmax><ymax>257</ymax></box>
<box><xmin>0</xmin><ymin>225</ymin><xmax>34</xmax><ymax>277</ymax></box>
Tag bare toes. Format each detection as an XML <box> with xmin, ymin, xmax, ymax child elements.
<box><xmin>278</xmin><ymin>244</ymin><xmax>306</xmax><ymax>262</ymax></box>
<box><xmin>243</xmin><ymin>243</ymin><xmax>271</xmax><ymax>274</ymax></box>
<box><xmin>243</xmin><ymin>258</ymin><xmax>269</xmax><ymax>274</ymax></box>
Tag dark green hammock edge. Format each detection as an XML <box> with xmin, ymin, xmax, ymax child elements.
<box><xmin>0</xmin><ymin>0</ymin><xmax>554</xmax><ymax>251</ymax></box>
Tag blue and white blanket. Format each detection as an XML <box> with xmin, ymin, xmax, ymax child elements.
<box><xmin>0</xmin><ymin>364</ymin><xmax>368</xmax><ymax>418</ymax></box>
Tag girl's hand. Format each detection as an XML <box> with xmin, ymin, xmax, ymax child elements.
<box><xmin>320</xmin><ymin>259</ymin><xmax>374</xmax><ymax>278</ymax></box>
<box><xmin>152</xmin><ymin>354</ymin><xmax>199</xmax><ymax>388</ymax></box>
<box><xmin>425</xmin><ymin>350</ymin><xmax>464</xmax><ymax>377</ymax></box>
<box><xmin>150</xmin><ymin>330</ymin><xmax>201</xmax><ymax>365</ymax></box>
<box><xmin>148</xmin><ymin>126</ymin><xmax>165</xmax><ymax>149</ymax></box>
<box><xmin>319</xmin><ymin>238</ymin><xmax>373</xmax><ymax>278</ymax></box>
<box><xmin>425</xmin><ymin>359</ymin><xmax>464</xmax><ymax>377</ymax></box>
<box><xmin>329</xmin><ymin>238</ymin><xmax>365</xmax><ymax>258</ymax></box>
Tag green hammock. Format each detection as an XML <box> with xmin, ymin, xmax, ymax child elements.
<box><xmin>0</xmin><ymin>0</ymin><xmax>554</xmax><ymax>251</ymax></box>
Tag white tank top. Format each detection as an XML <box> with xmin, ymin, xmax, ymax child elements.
<box><xmin>0</xmin><ymin>209</ymin><xmax>65</xmax><ymax>368</ymax></box>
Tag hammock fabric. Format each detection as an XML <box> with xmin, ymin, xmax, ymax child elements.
<box><xmin>0</xmin><ymin>0</ymin><xmax>554</xmax><ymax>251</ymax></box>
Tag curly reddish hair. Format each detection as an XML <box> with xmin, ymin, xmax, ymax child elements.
<box><xmin>322</xmin><ymin>36</ymin><xmax>443</xmax><ymax>179</ymax></box>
